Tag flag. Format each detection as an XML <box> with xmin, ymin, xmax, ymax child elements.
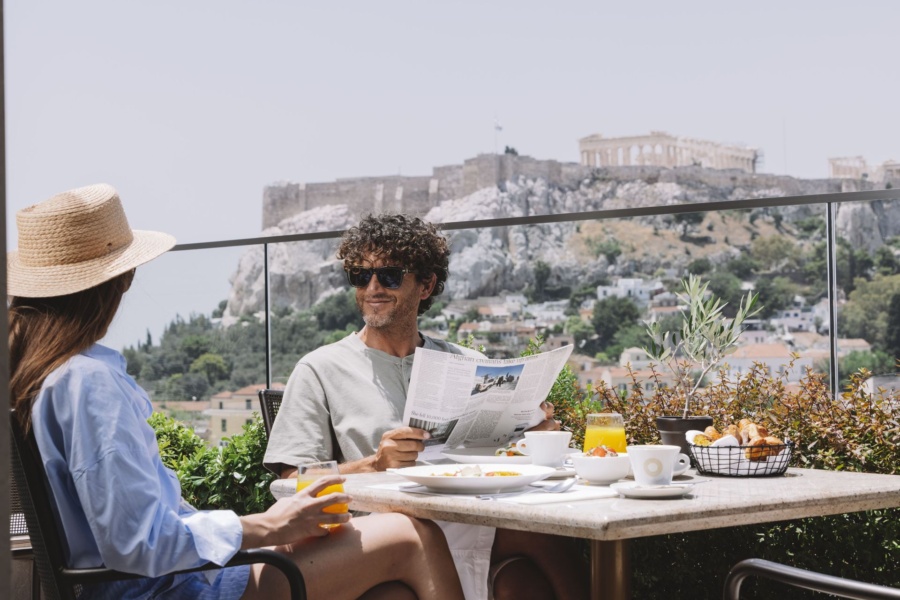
<box><xmin>494</xmin><ymin>120</ymin><xmax>503</xmax><ymax>132</ymax></box>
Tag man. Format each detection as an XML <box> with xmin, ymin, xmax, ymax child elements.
<box><xmin>264</xmin><ymin>213</ymin><xmax>587</xmax><ymax>599</ymax></box>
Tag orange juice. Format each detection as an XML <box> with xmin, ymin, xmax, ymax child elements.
<box><xmin>296</xmin><ymin>480</ymin><xmax>348</xmax><ymax>529</ymax></box>
<box><xmin>583</xmin><ymin>425</ymin><xmax>627</xmax><ymax>454</ymax></box>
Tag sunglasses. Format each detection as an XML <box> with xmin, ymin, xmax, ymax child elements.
<box><xmin>345</xmin><ymin>266</ymin><xmax>413</xmax><ymax>289</ymax></box>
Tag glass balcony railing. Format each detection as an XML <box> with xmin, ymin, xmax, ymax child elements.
<box><xmin>106</xmin><ymin>187</ymin><xmax>900</xmax><ymax>443</ymax></box>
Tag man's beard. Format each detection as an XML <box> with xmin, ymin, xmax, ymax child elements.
<box><xmin>357</xmin><ymin>292</ymin><xmax>420</xmax><ymax>330</ymax></box>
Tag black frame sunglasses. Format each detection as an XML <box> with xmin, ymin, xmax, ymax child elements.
<box><xmin>345</xmin><ymin>266</ymin><xmax>413</xmax><ymax>289</ymax></box>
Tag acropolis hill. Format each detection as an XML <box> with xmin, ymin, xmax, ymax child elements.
<box><xmin>262</xmin><ymin>131</ymin><xmax>894</xmax><ymax>229</ymax></box>
<box><xmin>229</xmin><ymin>134</ymin><xmax>899</xmax><ymax>322</ymax></box>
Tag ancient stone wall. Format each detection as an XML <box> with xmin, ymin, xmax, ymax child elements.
<box><xmin>262</xmin><ymin>152</ymin><xmax>852</xmax><ymax>230</ymax></box>
<box><xmin>261</xmin><ymin>154</ymin><xmax>593</xmax><ymax>228</ymax></box>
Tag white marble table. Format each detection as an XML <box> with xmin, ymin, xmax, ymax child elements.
<box><xmin>271</xmin><ymin>468</ymin><xmax>900</xmax><ymax>600</ymax></box>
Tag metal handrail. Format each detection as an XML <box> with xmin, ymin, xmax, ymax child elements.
<box><xmin>167</xmin><ymin>186</ymin><xmax>900</xmax><ymax>394</ymax></box>
<box><xmin>171</xmin><ymin>187</ymin><xmax>900</xmax><ymax>251</ymax></box>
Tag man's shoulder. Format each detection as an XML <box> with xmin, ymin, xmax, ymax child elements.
<box><xmin>422</xmin><ymin>334</ymin><xmax>486</xmax><ymax>359</ymax></box>
<box><xmin>298</xmin><ymin>332</ymin><xmax>363</xmax><ymax>367</ymax></box>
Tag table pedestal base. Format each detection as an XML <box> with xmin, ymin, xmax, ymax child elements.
<box><xmin>590</xmin><ymin>539</ymin><xmax>631</xmax><ymax>600</ymax></box>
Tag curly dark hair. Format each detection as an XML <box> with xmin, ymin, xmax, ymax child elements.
<box><xmin>338</xmin><ymin>213</ymin><xmax>450</xmax><ymax>315</ymax></box>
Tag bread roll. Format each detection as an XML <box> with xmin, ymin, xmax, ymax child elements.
<box><xmin>703</xmin><ymin>426</ymin><xmax>722</xmax><ymax>441</ymax></box>
<box><xmin>744</xmin><ymin>437</ymin><xmax>768</xmax><ymax>461</ymax></box>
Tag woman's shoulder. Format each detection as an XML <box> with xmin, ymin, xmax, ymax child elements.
<box><xmin>46</xmin><ymin>344</ymin><xmax>125</xmax><ymax>387</ymax></box>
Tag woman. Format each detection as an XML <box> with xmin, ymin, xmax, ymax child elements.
<box><xmin>8</xmin><ymin>183</ymin><xmax>464</xmax><ymax>600</ymax></box>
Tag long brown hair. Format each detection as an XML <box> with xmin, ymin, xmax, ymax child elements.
<box><xmin>9</xmin><ymin>270</ymin><xmax>135</xmax><ymax>431</ymax></box>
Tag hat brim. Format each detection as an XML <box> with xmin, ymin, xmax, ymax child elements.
<box><xmin>7</xmin><ymin>229</ymin><xmax>176</xmax><ymax>298</ymax></box>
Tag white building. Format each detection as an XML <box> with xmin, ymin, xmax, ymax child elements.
<box><xmin>596</xmin><ymin>278</ymin><xmax>664</xmax><ymax>306</ymax></box>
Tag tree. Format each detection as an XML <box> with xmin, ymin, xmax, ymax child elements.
<box><xmin>180</xmin><ymin>335</ymin><xmax>212</xmax><ymax>363</ymax></box>
<box><xmin>837</xmin><ymin>350</ymin><xmax>894</xmax><ymax>386</ymax></box>
<box><xmin>874</xmin><ymin>246</ymin><xmax>900</xmax><ymax>277</ymax></box>
<box><xmin>190</xmin><ymin>352</ymin><xmax>230</xmax><ymax>385</ymax></box>
<box><xmin>724</xmin><ymin>254</ymin><xmax>758</xmax><ymax>280</ymax></box>
<box><xmin>564</xmin><ymin>316</ymin><xmax>596</xmax><ymax>352</ymax></box>
<box><xmin>706</xmin><ymin>271</ymin><xmax>744</xmax><ymax>318</ymax></box>
<box><xmin>753</xmin><ymin>275</ymin><xmax>796</xmax><ymax>319</ymax></box>
<box><xmin>751</xmin><ymin>234</ymin><xmax>798</xmax><ymax>272</ymax></box>
<box><xmin>532</xmin><ymin>260</ymin><xmax>551</xmax><ymax>302</ymax></box>
<box><xmin>312</xmin><ymin>289</ymin><xmax>361</xmax><ymax>331</ymax></box>
<box><xmin>884</xmin><ymin>293</ymin><xmax>900</xmax><ymax>363</ymax></box>
<box><xmin>839</xmin><ymin>274</ymin><xmax>900</xmax><ymax>351</ymax></box>
<box><xmin>591</xmin><ymin>297</ymin><xmax>641</xmax><ymax>351</ymax></box>
<box><xmin>687</xmin><ymin>258</ymin><xmax>712</xmax><ymax>275</ymax></box>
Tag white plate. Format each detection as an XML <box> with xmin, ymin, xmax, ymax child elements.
<box><xmin>394</xmin><ymin>463</ymin><xmax>556</xmax><ymax>494</ymax></box>
<box><xmin>610</xmin><ymin>481</ymin><xmax>694</xmax><ymax>499</ymax></box>
<box><xmin>442</xmin><ymin>447</ymin><xmax>581</xmax><ymax>465</ymax></box>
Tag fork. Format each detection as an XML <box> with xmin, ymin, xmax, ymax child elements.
<box><xmin>476</xmin><ymin>477</ymin><xmax>577</xmax><ymax>500</ymax></box>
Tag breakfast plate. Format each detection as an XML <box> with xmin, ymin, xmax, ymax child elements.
<box><xmin>442</xmin><ymin>446</ymin><xmax>532</xmax><ymax>464</ymax></box>
<box><xmin>610</xmin><ymin>481</ymin><xmax>694</xmax><ymax>499</ymax></box>
<box><xmin>442</xmin><ymin>446</ymin><xmax>582</xmax><ymax>465</ymax></box>
<box><xmin>393</xmin><ymin>463</ymin><xmax>556</xmax><ymax>494</ymax></box>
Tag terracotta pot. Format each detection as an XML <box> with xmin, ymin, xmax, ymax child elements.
<box><xmin>656</xmin><ymin>415</ymin><xmax>713</xmax><ymax>460</ymax></box>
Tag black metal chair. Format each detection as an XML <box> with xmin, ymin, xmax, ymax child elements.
<box><xmin>11</xmin><ymin>462</ymin><xmax>40</xmax><ymax>600</ymax></box>
<box><xmin>724</xmin><ymin>558</ymin><xmax>900</xmax><ymax>600</ymax></box>
<box><xmin>10</xmin><ymin>409</ymin><xmax>306</xmax><ymax>600</ymax></box>
<box><xmin>258</xmin><ymin>388</ymin><xmax>284</xmax><ymax>437</ymax></box>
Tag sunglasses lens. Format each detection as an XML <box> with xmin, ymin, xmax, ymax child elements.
<box><xmin>376</xmin><ymin>268</ymin><xmax>404</xmax><ymax>289</ymax></box>
<box><xmin>347</xmin><ymin>268</ymin><xmax>373</xmax><ymax>288</ymax></box>
<box><xmin>346</xmin><ymin>267</ymin><xmax>408</xmax><ymax>289</ymax></box>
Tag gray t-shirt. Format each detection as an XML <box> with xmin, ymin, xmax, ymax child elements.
<box><xmin>263</xmin><ymin>331</ymin><xmax>483</xmax><ymax>474</ymax></box>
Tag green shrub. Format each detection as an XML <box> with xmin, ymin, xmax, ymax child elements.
<box><xmin>549</xmin><ymin>352</ymin><xmax>900</xmax><ymax>599</ymax></box>
<box><xmin>149</xmin><ymin>412</ymin><xmax>276</xmax><ymax>515</ymax></box>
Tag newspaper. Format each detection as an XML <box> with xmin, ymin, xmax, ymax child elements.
<box><xmin>402</xmin><ymin>344</ymin><xmax>575</xmax><ymax>461</ymax></box>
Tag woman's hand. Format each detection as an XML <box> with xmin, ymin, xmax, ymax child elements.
<box><xmin>240</xmin><ymin>475</ymin><xmax>351</xmax><ymax>548</ymax></box>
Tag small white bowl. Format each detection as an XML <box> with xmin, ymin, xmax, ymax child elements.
<box><xmin>572</xmin><ymin>453</ymin><xmax>631</xmax><ymax>485</ymax></box>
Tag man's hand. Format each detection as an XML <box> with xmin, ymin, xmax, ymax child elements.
<box><xmin>525</xmin><ymin>401</ymin><xmax>561</xmax><ymax>432</ymax></box>
<box><xmin>372</xmin><ymin>427</ymin><xmax>430</xmax><ymax>471</ymax></box>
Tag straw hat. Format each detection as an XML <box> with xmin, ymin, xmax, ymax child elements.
<box><xmin>7</xmin><ymin>183</ymin><xmax>176</xmax><ymax>298</ymax></box>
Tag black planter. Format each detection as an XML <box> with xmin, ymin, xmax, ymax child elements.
<box><xmin>656</xmin><ymin>415</ymin><xmax>714</xmax><ymax>461</ymax></box>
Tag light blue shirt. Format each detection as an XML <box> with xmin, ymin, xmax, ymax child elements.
<box><xmin>31</xmin><ymin>344</ymin><xmax>244</xmax><ymax>578</ymax></box>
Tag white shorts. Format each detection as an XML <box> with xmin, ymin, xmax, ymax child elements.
<box><xmin>435</xmin><ymin>521</ymin><xmax>496</xmax><ymax>600</ymax></box>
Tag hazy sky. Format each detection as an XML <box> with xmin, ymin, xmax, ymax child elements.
<box><xmin>6</xmin><ymin>1</ymin><xmax>898</xmax><ymax>349</ymax></box>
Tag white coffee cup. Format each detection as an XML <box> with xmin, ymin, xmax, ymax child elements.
<box><xmin>627</xmin><ymin>445</ymin><xmax>690</xmax><ymax>486</ymax></box>
<box><xmin>522</xmin><ymin>431</ymin><xmax>572</xmax><ymax>467</ymax></box>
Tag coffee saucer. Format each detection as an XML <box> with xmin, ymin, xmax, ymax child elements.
<box><xmin>609</xmin><ymin>481</ymin><xmax>694</xmax><ymax>499</ymax></box>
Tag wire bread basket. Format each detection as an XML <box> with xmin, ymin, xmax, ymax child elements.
<box><xmin>689</xmin><ymin>440</ymin><xmax>794</xmax><ymax>477</ymax></box>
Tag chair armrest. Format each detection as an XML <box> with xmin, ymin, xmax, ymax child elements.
<box><xmin>61</xmin><ymin>548</ymin><xmax>306</xmax><ymax>600</ymax></box>
<box><xmin>724</xmin><ymin>558</ymin><xmax>900</xmax><ymax>600</ymax></box>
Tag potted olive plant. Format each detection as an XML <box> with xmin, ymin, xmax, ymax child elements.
<box><xmin>643</xmin><ymin>274</ymin><xmax>761</xmax><ymax>454</ymax></box>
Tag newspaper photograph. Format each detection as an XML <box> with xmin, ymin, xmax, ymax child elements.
<box><xmin>402</xmin><ymin>344</ymin><xmax>575</xmax><ymax>460</ymax></box>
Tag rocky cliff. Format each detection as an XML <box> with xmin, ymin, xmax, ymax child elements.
<box><xmin>222</xmin><ymin>162</ymin><xmax>899</xmax><ymax>323</ymax></box>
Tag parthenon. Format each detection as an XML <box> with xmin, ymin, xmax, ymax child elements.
<box><xmin>828</xmin><ymin>156</ymin><xmax>900</xmax><ymax>183</ymax></box>
<box><xmin>578</xmin><ymin>130</ymin><xmax>759</xmax><ymax>173</ymax></box>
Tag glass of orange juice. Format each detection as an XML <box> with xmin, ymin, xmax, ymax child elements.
<box><xmin>296</xmin><ymin>460</ymin><xmax>348</xmax><ymax>530</ymax></box>
<box><xmin>583</xmin><ymin>413</ymin><xmax>627</xmax><ymax>454</ymax></box>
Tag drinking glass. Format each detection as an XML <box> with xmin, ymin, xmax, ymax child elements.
<box><xmin>583</xmin><ymin>412</ymin><xmax>627</xmax><ymax>453</ymax></box>
<box><xmin>296</xmin><ymin>460</ymin><xmax>348</xmax><ymax>530</ymax></box>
